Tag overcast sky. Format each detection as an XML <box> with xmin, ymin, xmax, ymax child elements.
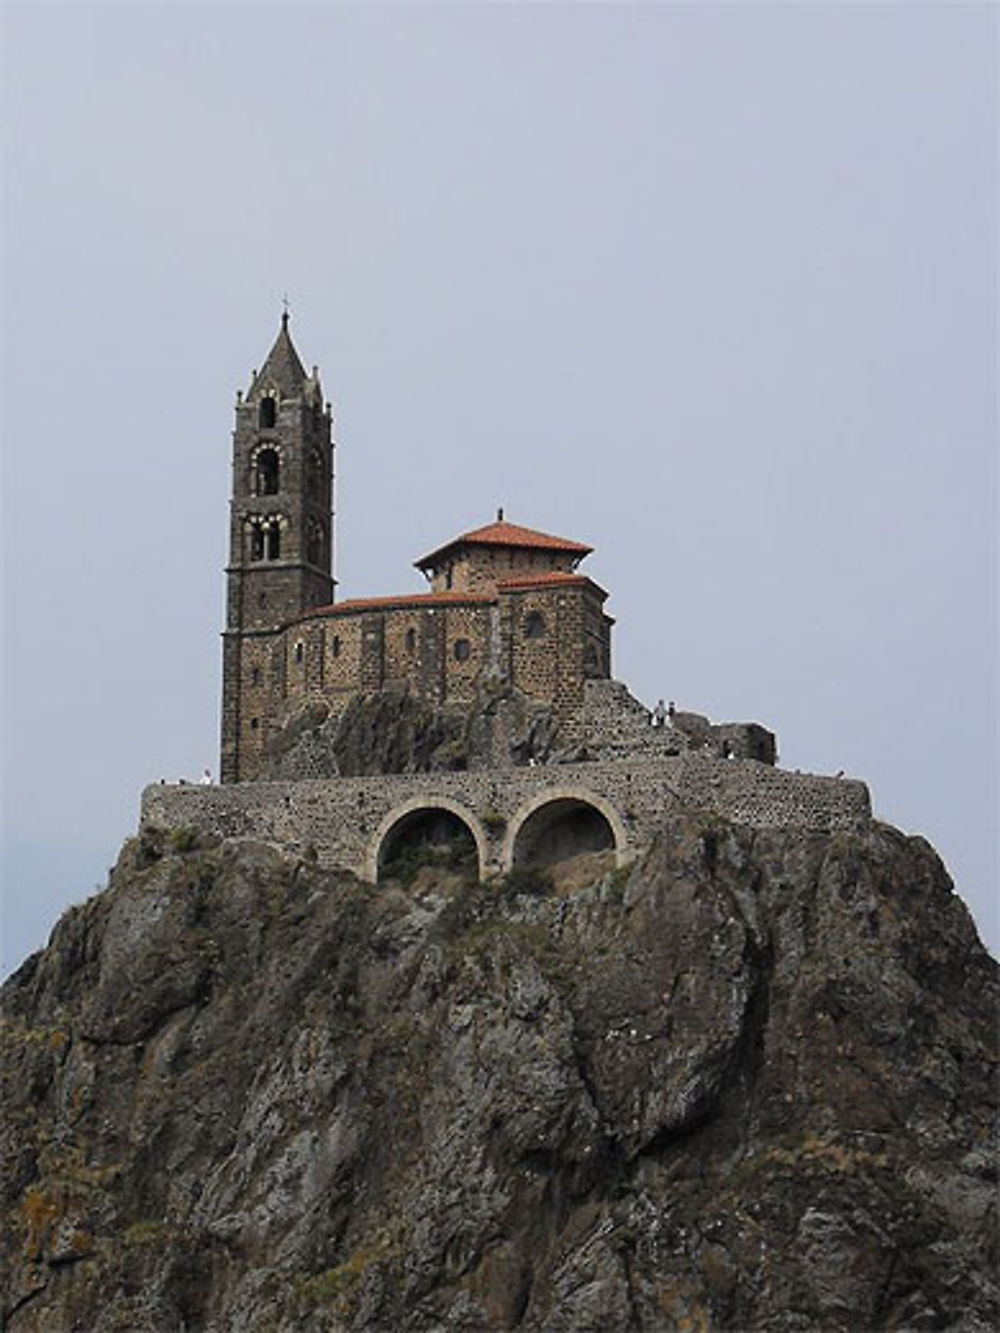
<box><xmin>2</xmin><ymin>1</ymin><xmax>996</xmax><ymax>974</ymax></box>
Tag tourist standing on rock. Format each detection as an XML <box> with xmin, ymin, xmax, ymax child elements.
<box><xmin>653</xmin><ymin>700</ymin><xmax>667</xmax><ymax>727</ymax></box>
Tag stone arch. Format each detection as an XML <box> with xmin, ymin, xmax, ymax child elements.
<box><xmin>367</xmin><ymin>796</ymin><xmax>488</xmax><ymax>884</ymax></box>
<box><xmin>502</xmin><ymin>787</ymin><xmax>630</xmax><ymax>873</ymax></box>
<box><xmin>250</xmin><ymin>443</ymin><xmax>283</xmax><ymax>496</ymax></box>
<box><xmin>245</xmin><ymin>513</ymin><xmax>286</xmax><ymax>563</ymax></box>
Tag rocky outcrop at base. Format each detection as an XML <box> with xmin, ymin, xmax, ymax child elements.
<box><xmin>1</xmin><ymin>814</ymin><xmax>996</xmax><ymax>1331</ymax></box>
<box><xmin>266</xmin><ymin>683</ymin><xmax>780</xmax><ymax>781</ymax></box>
<box><xmin>266</xmin><ymin>685</ymin><xmax>563</xmax><ymax>779</ymax></box>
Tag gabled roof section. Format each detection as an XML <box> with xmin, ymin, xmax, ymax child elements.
<box><xmin>415</xmin><ymin>519</ymin><xmax>592</xmax><ymax>571</ymax></box>
<box><xmin>251</xmin><ymin>312</ymin><xmax>308</xmax><ymax>398</ymax></box>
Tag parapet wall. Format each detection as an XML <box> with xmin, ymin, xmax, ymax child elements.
<box><xmin>140</xmin><ymin>755</ymin><xmax>871</xmax><ymax>883</ymax></box>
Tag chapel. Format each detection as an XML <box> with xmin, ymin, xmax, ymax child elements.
<box><xmin>221</xmin><ymin>318</ymin><xmax>612</xmax><ymax>783</ymax></box>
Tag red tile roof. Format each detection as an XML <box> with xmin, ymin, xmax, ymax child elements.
<box><xmin>415</xmin><ymin>519</ymin><xmax>592</xmax><ymax>570</ymax></box>
<box><xmin>293</xmin><ymin>590</ymin><xmax>495</xmax><ymax>622</ymax></box>
<box><xmin>292</xmin><ymin>573</ymin><xmax>609</xmax><ymax>626</ymax></box>
<box><xmin>497</xmin><ymin>571</ymin><xmax>608</xmax><ymax>599</ymax></box>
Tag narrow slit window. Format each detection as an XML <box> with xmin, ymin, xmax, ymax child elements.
<box><xmin>307</xmin><ymin>518</ymin><xmax>324</xmax><ymax>567</ymax></box>
<box><xmin>308</xmin><ymin>447</ymin><xmax>324</xmax><ymax>498</ymax></box>
<box><xmin>259</xmin><ymin>396</ymin><xmax>276</xmax><ymax>428</ymax></box>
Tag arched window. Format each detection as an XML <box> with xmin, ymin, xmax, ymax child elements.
<box><xmin>254</xmin><ymin>448</ymin><xmax>280</xmax><ymax>496</ymax></box>
<box><xmin>331</xmin><ymin>635</ymin><xmax>341</xmax><ymax>658</ymax></box>
<box><xmin>405</xmin><ymin>627</ymin><xmax>417</xmax><ymax>654</ymax></box>
<box><xmin>453</xmin><ymin>638</ymin><xmax>471</xmax><ymax>662</ymax></box>
<box><xmin>259</xmin><ymin>396</ymin><xmax>276</xmax><ymax>428</ymax></box>
<box><xmin>294</xmin><ymin>642</ymin><xmax>304</xmax><ymax>664</ymax></box>
<box><xmin>249</xmin><ymin>524</ymin><xmax>264</xmax><ymax>562</ymax></box>
<box><xmin>265</xmin><ymin>523</ymin><xmax>281</xmax><ymax>560</ymax></box>
<box><xmin>525</xmin><ymin>610</ymin><xmax>546</xmax><ymax>640</ymax></box>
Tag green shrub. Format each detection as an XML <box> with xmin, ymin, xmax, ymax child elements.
<box><xmin>167</xmin><ymin>826</ymin><xmax>198</xmax><ymax>854</ymax></box>
<box><xmin>381</xmin><ymin>834</ymin><xmax>477</xmax><ymax>889</ymax></box>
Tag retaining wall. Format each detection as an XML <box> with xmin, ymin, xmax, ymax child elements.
<box><xmin>140</xmin><ymin>755</ymin><xmax>871</xmax><ymax>882</ymax></box>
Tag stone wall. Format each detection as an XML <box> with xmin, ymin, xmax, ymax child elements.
<box><xmin>579</xmin><ymin>681</ymin><xmax>776</xmax><ymax>764</ymax></box>
<box><xmin>232</xmin><ymin>582</ymin><xmax>618</xmax><ymax>780</ymax></box>
<box><xmin>141</xmin><ymin>754</ymin><xmax>870</xmax><ymax>884</ymax></box>
<box><xmin>426</xmin><ymin>543</ymin><xmax>578</xmax><ymax>594</ymax></box>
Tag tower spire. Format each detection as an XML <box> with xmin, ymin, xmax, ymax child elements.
<box><xmin>253</xmin><ymin>307</ymin><xmax>307</xmax><ymax>397</ymax></box>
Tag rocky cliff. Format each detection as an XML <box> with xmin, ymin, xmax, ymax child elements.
<box><xmin>264</xmin><ymin>686</ymin><xmax>564</xmax><ymax>780</ymax></box>
<box><xmin>2</xmin><ymin>811</ymin><xmax>996</xmax><ymax>1331</ymax></box>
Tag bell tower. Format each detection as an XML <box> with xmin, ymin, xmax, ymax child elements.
<box><xmin>220</xmin><ymin>313</ymin><xmax>335</xmax><ymax>782</ymax></box>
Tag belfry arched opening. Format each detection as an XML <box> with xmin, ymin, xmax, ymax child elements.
<box><xmin>510</xmin><ymin>798</ymin><xmax>616</xmax><ymax>870</ymax></box>
<box><xmin>377</xmin><ymin>806</ymin><xmax>479</xmax><ymax>884</ymax></box>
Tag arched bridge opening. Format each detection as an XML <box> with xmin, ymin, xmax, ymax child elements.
<box><xmin>370</xmin><ymin>798</ymin><xmax>486</xmax><ymax>885</ymax></box>
<box><xmin>506</xmin><ymin>792</ymin><xmax>628</xmax><ymax>872</ymax></box>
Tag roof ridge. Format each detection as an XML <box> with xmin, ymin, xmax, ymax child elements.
<box><xmin>415</xmin><ymin>518</ymin><xmax>592</xmax><ymax>570</ymax></box>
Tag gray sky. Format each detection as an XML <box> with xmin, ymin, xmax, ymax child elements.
<box><xmin>2</xmin><ymin>1</ymin><xmax>996</xmax><ymax>974</ymax></box>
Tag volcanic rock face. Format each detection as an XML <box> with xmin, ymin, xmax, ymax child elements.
<box><xmin>1</xmin><ymin>815</ymin><xmax>996</xmax><ymax>1331</ymax></box>
<box><xmin>265</xmin><ymin>686</ymin><xmax>563</xmax><ymax>780</ymax></box>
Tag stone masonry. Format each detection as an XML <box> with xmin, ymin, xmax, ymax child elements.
<box><xmin>221</xmin><ymin>321</ymin><xmax>614</xmax><ymax>783</ymax></box>
<box><xmin>141</xmin><ymin>755</ymin><xmax>871</xmax><ymax>884</ymax></box>
<box><xmin>207</xmin><ymin>318</ymin><xmax>871</xmax><ymax>885</ymax></box>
